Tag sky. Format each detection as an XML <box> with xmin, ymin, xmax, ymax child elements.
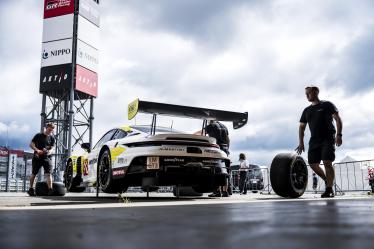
<box><xmin>0</xmin><ymin>0</ymin><xmax>374</xmax><ymax>165</ymax></box>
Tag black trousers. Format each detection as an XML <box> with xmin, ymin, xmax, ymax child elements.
<box><xmin>239</xmin><ymin>171</ymin><xmax>248</xmax><ymax>194</ymax></box>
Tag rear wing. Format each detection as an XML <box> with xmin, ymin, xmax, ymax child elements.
<box><xmin>128</xmin><ymin>99</ymin><xmax>248</xmax><ymax>129</ymax></box>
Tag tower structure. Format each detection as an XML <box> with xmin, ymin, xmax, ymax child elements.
<box><xmin>40</xmin><ymin>0</ymin><xmax>99</xmax><ymax>180</ymax></box>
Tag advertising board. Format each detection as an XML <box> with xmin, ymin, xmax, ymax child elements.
<box><xmin>75</xmin><ymin>65</ymin><xmax>98</xmax><ymax>97</ymax></box>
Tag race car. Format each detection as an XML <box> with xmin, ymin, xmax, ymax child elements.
<box><xmin>64</xmin><ymin>99</ymin><xmax>248</xmax><ymax>194</ymax></box>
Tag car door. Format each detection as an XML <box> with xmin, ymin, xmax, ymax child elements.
<box><xmin>86</xmin><ymin>129</ymin><xmax>117</xmax><ymax>184</ymax></box>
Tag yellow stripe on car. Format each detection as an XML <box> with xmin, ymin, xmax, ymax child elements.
<box><xmin>110</xmin><ymin>147</ymin><xmax>126</xmax><ymax>162</ymax></box>
<box><xmin>120</xmin><ymin>125</ymin><xmax>132</xmax><ymax>132</ymax></box>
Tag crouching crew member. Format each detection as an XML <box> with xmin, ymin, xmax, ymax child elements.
<box><xmin>27</xmin><ymin>123</ymin><xmax>55</xmax><ymax>196</ymax></box>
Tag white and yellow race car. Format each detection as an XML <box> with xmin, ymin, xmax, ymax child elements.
<box><xmin>64</xmin><ymin>99</ymin><xmax>248</xmax><ymax>194</ymax></box>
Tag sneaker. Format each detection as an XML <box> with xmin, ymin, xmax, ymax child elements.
<box><xmin>208</xmin><ymin>192</ymin><xmax>221</xmax><ymax>197</ymax></box>
<box><xmin>27</xmin><ymin>188</ymin><xmax>35</xmax><ymax>196</ymax></box>
<box><xmin>321</xmin><ymin>188</ymin><xmax>334</xmax><ymax>198</ymax></box>
<box><xmin>47</xmin><ymin>188</ymin><xmax>54</xmax><ymax>196</ymax></box>
<box><xmin>221</xmin><ymin>191</ymin><xmax>229</xmax><ymax>197</ymax></box>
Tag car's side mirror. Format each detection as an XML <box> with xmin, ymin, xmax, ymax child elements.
<box><xmin>81</xmin><ymin>143</ymin><xmax>91</xmax><ymax>152</ymax></box>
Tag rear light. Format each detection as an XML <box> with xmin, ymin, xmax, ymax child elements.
<box><xmin>210</xmin><ymin>144</ymin><xmax>220</xmax><ymax>148</ymax></box>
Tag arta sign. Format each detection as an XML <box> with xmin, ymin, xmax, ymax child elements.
<box><xmin>40</xmin><ymin>63</ymin><xmax>72</xmax><ymax>92</ymax></box>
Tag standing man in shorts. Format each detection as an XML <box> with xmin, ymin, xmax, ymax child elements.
<box><xmin>296</xmin><ymin>85</ymin><xmax>343</xmax><ymax>198</ymax></box>
<box><xmin>27</xmin><ymin>123</ymin><xmax>55</xmax><ymax>196</ymax></box>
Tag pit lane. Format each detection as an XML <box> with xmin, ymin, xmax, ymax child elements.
<box><xmin>0</xmin><ymin>192</ymin><xmax>373</xmax><ymax>249</ymax></box>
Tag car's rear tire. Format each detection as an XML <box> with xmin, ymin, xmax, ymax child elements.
<box><xmin>64</xmin><ymin>160</ymin><xmax>86</xmax><ymax>193</ymax></box>
<box><xmin>270</xmin><ymin>153</ymin><xmax>308</xmax><ymax>198</ymax></box>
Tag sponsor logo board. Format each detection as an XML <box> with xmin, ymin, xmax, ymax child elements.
<box><xmin>41</xmin><ymin>39</ymin><xmax>73</xmax><ymax>67</ymax></box>
<box><xmin>44</xmin><ymin>0</ymin><xmax>74</xmax><ymax>19</ymax></box>
<box><xmin>75</xmin><ymin>65</ymin><xmax>98</xmax><ymax>97</ymax></box>
<box><xmin>40</xmin><ymin>63</ymin><xmax>72</xmax><ymax>92</ymax></box>
<box><xmin>42</xmin><ymin>14</ymin><xmax>74</xmax><ymax>42</ymax></box>
<box><xmin>78</xmin><ymin>16</ymin><xmax>100</xmax><ymax>49</ymax></box>
<box><xmin>79</xmin><ymin>0</ymin><xmax>100</xmax><ymax>27</ymax></box>
<box><xmin>77</xmin><ymin>40</ymin><xmax>99</xmax><ymax>73</ymax></box>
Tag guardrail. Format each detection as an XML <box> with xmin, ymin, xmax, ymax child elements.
<box><xmin>0</xmin><ymin>178</ymin><xmax>30</xmax><ymax>192</ymax></box>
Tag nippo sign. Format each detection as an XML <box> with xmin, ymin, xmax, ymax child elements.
<box><xmin>44</xmin><ymin>0</ymin><xmax>74</xmax><ymax>19</ymax></box>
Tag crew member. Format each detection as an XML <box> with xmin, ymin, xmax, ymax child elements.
<box><xmin>196</xmin><ymin>120</ymin><xmax>230</xmax><ymax>197</ymax></box>
<box><xmin>238</xmin><ymin>153</ymin><xmax>249</xmax><ymax>195</ymax></box>
<box><xmin>27</xmin><ymin>123</ymin><xmax>55</xmax><ymax>196</ymax></box>
<box><xmin>296</xmin><ymin>85</ymin><xmax>343</xmax><ymax>198</ymax></box>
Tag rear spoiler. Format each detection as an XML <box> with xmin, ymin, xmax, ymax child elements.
<box><xmin>128</xmin><ymin>99</ymin><xmax>248</xmax><ymax>129</ymax></box>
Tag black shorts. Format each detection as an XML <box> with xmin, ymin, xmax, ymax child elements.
<box><xmin>32</xmin><ymin>157</ymin><xmax>52</xmax><ymax>175</ymax></box>
<box><xmin>308</xmin><ymin>140</ymin><xmax>335</xmax><ymax>164</ymax></box>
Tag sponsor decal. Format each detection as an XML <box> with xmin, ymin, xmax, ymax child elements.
<box><xmin>78</xmin><ymin>16</ymin><xmax>100</xmax><ymax>49</ymax></box>
<box><xmin>75</xmin><ymin>65</ymin><xmax>98</xmax><ymax>97</ymax></box>
<box><xmin>159</xmin><ymin>147</ymin><xmax>185</xmax><ymax>152</ymax></box>
<box><xmin>42</xmin><ymin>14</ymin><xmax>74</xmax><ymax>42</ymax></box>
<box><xmin>163</xmin><ymin>158</ymin><xmax>185</xmax><ymax>163</ymax></box>
<box><xmin>77</xmin><ymin>40</ymin><xmax>99</xmax><ymax>73</ymax></box>
<box><xmin>117</xmin><ymin>158</ymin><xmax>128</xmax><ymax>165</ymax></box>
<box><xmin>113</xmin><ymin>168</ymin><xmax>126</xmax><ymax>176</ymax></box>
<box><xmin>44</xmin><ymin>0</ymin><xmax>74</xmax><ymax>19</ymax></box>
<box><xmin>83</xmin><ymin>159</ymin><xmax>89</xmax><ymax>176</ymax></box>
<box><xmin>79</xmin><ymin>0</ymin><xmax>100</xmax><ymax>27</ymax></box>
<box><xmin>41</xmin><ymin>39</ymin><xmax>73</xmax><ymax>67</ymax></box>
<box><xmin>89</xmin><ymin>158</ymin><xmax>98</xmax><ymax>165</ymax></box>
<box><xmin>40</xmin><ymin>63</ymin><xmax>72</xmax><ymax>92</ymax></box>
<box><xmin>203</xmin><ymin>149</ymin><xmax>220</xmax><ymax>154</ymax></box>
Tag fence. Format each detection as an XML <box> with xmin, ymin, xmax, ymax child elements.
<box><xmin>0</xmin><ymin>178</ymin><xmax>30</xmax><ymax>192</ymax></box>
<box><xmin>305</xmin><ymin>159</ymin><xmax>374</xmax><ymax>193</ymax></box>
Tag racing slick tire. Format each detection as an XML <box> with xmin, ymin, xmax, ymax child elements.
<box><xmin>270</xmin><ymin>153</ymin><xmax>308</xmax><ymax>198</ymax></box>
<box><xmin>173</xmin><ymin>186</ymin><xmax>203</xmax><ymax>197</ymax></box>
<box><xmin>35</xmin><ymin>182</ymin><xmax>66</xmax><ymax>196</ymax></box>
<box><xmin>98</xmin><ymin>149</ymin><xmax>125</xmax><ymax>193</ymax></box>
<box><xmin>64</xmin><ymin>160</ymin><xmax>86</xmax><ymax>193</ymax></box>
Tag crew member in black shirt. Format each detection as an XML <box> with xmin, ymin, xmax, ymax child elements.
<box><xmin>296</xmin><ymin>85</ymin><xmax>343</xmax><ymax>198</ymax></box>
<box><xmin>27</xmin><ymin>123</ymin><xmax>55</xmax><ymax>196</ymax></box>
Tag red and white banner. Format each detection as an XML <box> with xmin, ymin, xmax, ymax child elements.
<box><xmin>44</xmin><ymin>0</ymin><xmax>74</xmax><ymax>19</ymax></box>
<box><xmin>75</xmin><ymin>65</ymin><xmax>98</xmax><ymax>97</ymax></box>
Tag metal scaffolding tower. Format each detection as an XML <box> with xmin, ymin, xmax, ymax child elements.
<box><xmin>40</xmin><ymin>92</ymin><xmax>94</xmax><ymax>181</ymax></box>
<box><xmin>39</xmin><ymin>0</ymin><xmax>99</xmax><ymax>181</ymax></box>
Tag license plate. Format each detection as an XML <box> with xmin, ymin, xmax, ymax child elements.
<box><xmin>147</xmin><ymin>157</ymin><xmax>160</xmax><ymax>170</ymax></box>
<box><xmin>251</xmin><ymin>179</ymin><xmax>259</xmax><ymax>183</ymax></box>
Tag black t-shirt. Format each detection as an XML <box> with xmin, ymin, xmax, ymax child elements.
<box><xmin>205</xmin><ymin>122</ymin><xmax>229</xmax><ymax>147</ymax></box>
<box><xmin>31</xmin><ymin>133</ymin><xmax>55</xmax><ymax>158</ymax></box>
<box><xmin>300</xmin><ymin>101</ymin><xmax>338</xmax><ymax>143</ymax></box>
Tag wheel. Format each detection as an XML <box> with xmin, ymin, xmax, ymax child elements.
<box><xmin>64</xmin><ymin>160</ymin><xmax>86</xmax><ymax>193</ymax></box>
<box><xmin>270</xmin><ymin>153</ymin><xmax>308</xmax><ymax>198</ymax></box>
<box><xmin>35</xmin><ymin>182</ymin><xmax>66</xmax><ymax>196</ymax></box>
<box><xmin>98</xmin><ymin>149</ymin><xmax>124</xmax><ymax>193</ymax></box>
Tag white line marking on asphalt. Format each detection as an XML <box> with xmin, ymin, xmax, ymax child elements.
<box><xmin>0</xmin><ymin>195</ymin><xmax>371</xmax><ymax>211</ymax></box>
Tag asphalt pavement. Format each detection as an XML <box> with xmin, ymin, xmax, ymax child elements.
<box><xmin>0</xmin><ymin>192</ymin><xmax>373</xmax><ymax>249</ymax></box>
